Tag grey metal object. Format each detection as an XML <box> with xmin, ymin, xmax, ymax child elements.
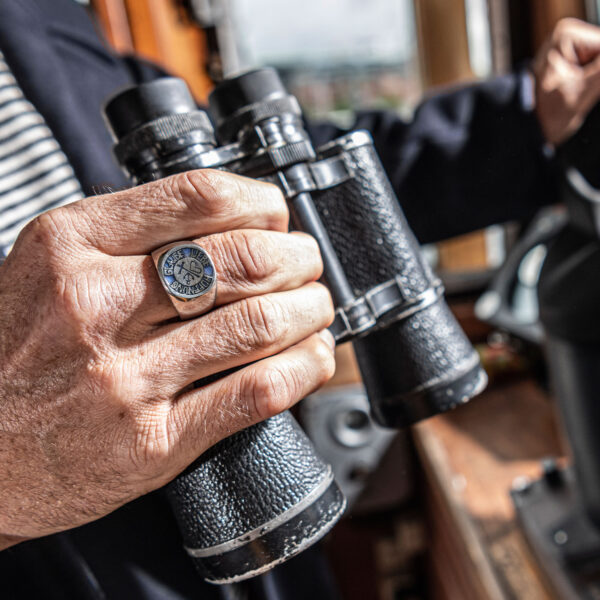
<box><xmin>513</xmin><ymin>464</ymin><xmax>600</xmax><ymax>600</ymax></box>
<box><xmin>185</xmin><ymin>0</ymin><xmax>224</xmax><ymax>26</ymax></box>
<box><xmin>564</xmin><ymin>167</ymin><xmax>600</xmax><ymax>238</ymax></box>
<box><xmin>474</xmin><ymin>207</ymin><xmax>566</xmax><ymax>344</ymax></box>
<box><xmin>301</xmin><ymin>385</ymin><xmax>396</xmax><ymax>508</ymax></box>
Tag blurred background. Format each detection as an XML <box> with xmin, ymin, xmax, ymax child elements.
<box><xmin>87</xmin><ymin>1</ymin><xmax>600</xmax><ymax>599</ymax></box>
<box><xmin>90</xmin><ymin>0</ymin><xmax>597</xmax><ymax>282</ymax></box>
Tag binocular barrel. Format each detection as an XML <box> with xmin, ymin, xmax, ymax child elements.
<box><xmin>166</xmin><ymin>413</ymin><xmax>345</xmax><ymax>583</ymax></box>
<box><xmin>304</xmin><ymin>133</ymin><xmax>487</xmax><ymax>426</ymax></box>
<box><xmin>104</xmin><ymin>68</ymin><xmax>486</xmax><ymax>582</ymax></box>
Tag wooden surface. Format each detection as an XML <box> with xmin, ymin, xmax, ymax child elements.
<box><xmin>437</xmin><ymin>230</ymin><xmax>490</xmax><ymax>272</ymax></box>
<box><xmin>415</xmin><ymin>377</ymin><xmax>566</xmax><ymax>599</ymax></box>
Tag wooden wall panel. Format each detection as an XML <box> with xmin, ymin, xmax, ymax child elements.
<box><xmin>530</xmin><ymin>0</ymin><xmax>587</xmax><ymax>49</ymax></box>
<box><xmin>124</xmin><ymin>0</ymin><xmax>213</xmax><ymax>102</ymax></box>
<box><xmin>437</xmin><ymin>230</ymin><xmax>490</xmax><ymax>272</ymax></box>
<box><xmin>91</xmin><ymin>0</ymin><xmax>213</xmax><ymax>103</ymax></box>
<box><xmin>91</xmin><ymin>0</ymin><xmax>134</xmax><ymax>54</ymax></box>
<box><xmin>414</xmin><ymin>0</ymin><xmax>474</xmax><ymax>88</ymax></box>
<box><xmin>414</xmin><ymin>0</ymin><xmax>488</xmax><ymax>271</ymax></box>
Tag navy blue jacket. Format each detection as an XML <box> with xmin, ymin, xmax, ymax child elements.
<box><xmin>0</xmin><ymin>1</ymin><xmax>558</xmax><ymax>598</ymax></box>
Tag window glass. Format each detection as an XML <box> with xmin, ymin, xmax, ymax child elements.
<box><xmin>227</xmin><ymin>0</ymin><xmax>421</xmax><ymax>120</ymax></box>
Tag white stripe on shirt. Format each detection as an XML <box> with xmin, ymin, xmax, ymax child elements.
<box><xmin>0</xmin><ymin>50</ymin><xmax>84</xmax><ymax>253</ymax></box>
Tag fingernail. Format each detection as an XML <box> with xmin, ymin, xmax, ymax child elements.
<box><xmin>319</xmin><ymin>328</ymin><xmax>336</xmax><ymax>352</ymax></box>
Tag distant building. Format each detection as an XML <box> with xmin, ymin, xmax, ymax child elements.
<box><xmin>227</xmin><ymin>0</ymin><xmax>420</xmax><ymax>117</ymax></box>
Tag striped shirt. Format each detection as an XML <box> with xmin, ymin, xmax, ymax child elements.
<box><xmin>0</xmin><ymin>51</ymin><xmax>84</xmax><ymax>254</ymax></box>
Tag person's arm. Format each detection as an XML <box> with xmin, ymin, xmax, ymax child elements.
<box><xmin>308</xmin><ymin>71</ymin><xmax>555</xmax><ymax>244</ymax></box>
<box><xmin>0</xmin><ymin>170</ymin><xmax>335</xmax><ymax>550</ymax></box>
<box><xmin>309</xmin><ymin>18</ymin><xmax>600</xmax><ymax>244</ymax></box>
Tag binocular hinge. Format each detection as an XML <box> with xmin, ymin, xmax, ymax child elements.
<box><xmin>330</xmin><ymin>277</ymin><xmax>444</xmax><ymax>343</ymax></box>
<box><xmin>269</xmin><ymin>156</ymin><xmax>352</xmax><ymax>198</ymax></box>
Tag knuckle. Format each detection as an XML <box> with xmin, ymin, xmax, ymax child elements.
<box><xmin>304</xmin><ymin>233</ymin><xmax>323</xmax><ymax>264</ymax></box>
<box><xmin>248</xmin><ymin>182</ymin><xmax>288</xmax><ymax>230</ymax></box>
<box><xmin>177</xmin><ymin>169</ymin><xmax>243</xmax><ymax>218</ymax></box>
<box><xmin>130</xmin><ymin>412</ymin><xmax>173</xmax><ymax>469</ymax></box>
<box><xmin>311</xmin><ymin>335</ymin><xmax>337</xmax><ymax>384</ymax></box>
<box><xmin>168</xmin><ymin>170</ymin><xmax>289</xmax><ymax>230</ymax></box>
<box><xmin>313</xmin><ymin>282</ymin><xmax>336</xmax><ymax>324</ymax></box>
<box><xmin>53</xmin><ymin>272</ymin><xmax>96</xmax><ymax>324</ymax></box>
<box><xmin>229</xmin><ymin>230</ymin><xmax>273</xmax><ymax>285</ymax></box>
<box><xmin>241</xmin><ymin>296</ymin><xmax>285</xmax><ymax>349</ymax></box>
<box><xmin>25</xmin><ymin>208</ymin><xmax>78</xmax><ymax>256</ymax></box>
<box><xmin>246</xmin><ymin>366</ymin><xmax>291</xmax><ymax>421</ymax></box>
<box><xmin>290</xmin><ymin>232</ymin><xmax>323</xmax><ymax>278</ymax></box>
<box><xmin>553</xmin><ymin>17</ymin><xmax>577</xmax><ymax>40</ymax></box>
<box><xmin>84</xmin><ymin>352</ymin><xmax>127</xmax><ymax>400</ymax></box>
<box><xmin>559</xmin><ymin>17</ymin><xmax>577</xmax><ymax>29</ymax></box>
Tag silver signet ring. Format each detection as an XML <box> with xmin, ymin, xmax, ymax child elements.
<box><xmin>152</xmin><ymin>241</ymin><xmax>217</xmax><ymax>320</ymax></box>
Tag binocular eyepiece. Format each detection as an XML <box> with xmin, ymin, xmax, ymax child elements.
<box><xmin>104</xmin><ymin>68</ymin><xmax>487</xmax><ymax>584</ymax></box>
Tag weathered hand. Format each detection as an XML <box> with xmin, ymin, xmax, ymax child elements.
<box><xmin>0</xmin><ymin>170</ymin><xmax>335</xmax><ymax>549</ymax></box>
<box><xmin>534</xmin><ymin>18</ymin><xmax>600</xmax><ymax>145</ymax></box>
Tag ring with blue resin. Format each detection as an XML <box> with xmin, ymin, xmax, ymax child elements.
<box><xmin>152</xmin><ymin>241</ymin><xmax>217</xmax><ymax>319</ymax></box>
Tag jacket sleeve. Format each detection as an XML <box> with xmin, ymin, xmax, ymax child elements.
<box><xmin>306</xmin><ymin>70</ymin><xmax>559</xmax><ymax>244</ymax></box>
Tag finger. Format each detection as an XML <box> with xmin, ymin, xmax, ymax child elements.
<box><xmin>116</xmin><ymin>230</ymin><xmax>323</xmax><ymax>325</ymax></box>
<box><xmin>138</xmin><ymin>282</ymin><xmax>334</xmax><ymax>391</ymax></box>
<box><xmin>165</xmin><ymin>330</ymin><xmax>336</xmax><ymax>463</ymax></box>
<box><xmin>553</xmin><ymin>19</ymin><xmax>600</xmax><ymax>65</ymax></box>
<box><xmin>58</xmin><ymin>170</ymin><xmax>289</xmax><ymax>255</ymax></box>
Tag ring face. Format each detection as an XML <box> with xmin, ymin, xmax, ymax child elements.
<box><xmin>158</xmin><ymin>244</ymin><xmax>216</xmax><ymax>300</ymax></box>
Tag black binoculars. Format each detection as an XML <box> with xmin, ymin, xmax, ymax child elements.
<box><xmin>103</xmin><ymin>68</ymin><xmax>486</xmax><ymax>584</ymax></box>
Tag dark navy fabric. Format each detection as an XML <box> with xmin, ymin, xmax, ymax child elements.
<box><xmin>0</xmin><ymin>0</ymin><xmax>559</xmax><ymax>598</ymax></box>
<box><xmin>309</xmin><ymin>74</ymin><xmax>558</xmax><ymax>243</ymax></box>
<box><xmin>0</xmin><ymin>0</ymin><xmax>132</xmax><ymax>196</ymax></box>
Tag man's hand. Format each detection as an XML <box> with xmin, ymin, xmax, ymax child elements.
<box><xmin>0</xmin><ymin>170</ymin><xmax>335</xmax><ymax>549</ymax></box>
<box><xmin>534</xmin><ymin>18</ymin><xmax>600</xmax><ymax>145</ymax></box>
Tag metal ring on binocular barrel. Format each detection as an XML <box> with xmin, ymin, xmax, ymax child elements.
<box><xmin>152</xmin><ymin>241</ymin><xmax>217</xmax><ymax>320</ymax></box>
<box><xmin>329</xmin><ymin>276</ymin><xmax>446</xmax><ymax>343</ymax></box>
<box><xmin>183</xmin><ymin>469</ymin><xmax>346</xmax><ymax>584</ymax></box>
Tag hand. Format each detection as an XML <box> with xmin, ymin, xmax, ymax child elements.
<box><xmin>0</xmin><ymin>170</ymin><xmax>335</xmax><ymax>549</ymax></box>
<box><xmin>534</xmin><ymin>18</ymin><xmax>600</xmax><ymax>145</ymax></box>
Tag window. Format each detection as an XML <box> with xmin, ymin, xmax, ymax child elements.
<box><xmin>224</xmin><ymin>0</ymin><xmax>421</xmax><ymax>120</ymax></box>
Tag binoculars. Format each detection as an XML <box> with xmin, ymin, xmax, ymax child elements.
<box><xmin>104</xmin><ymin>68</ymin><xmax>486</xmax><ymax>584</ymax></box>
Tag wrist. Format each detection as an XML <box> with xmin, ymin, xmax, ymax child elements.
<box><xmin>520</xmin><ymin>66</ymin><xmax>537</xmax><ymax>113</ymax></box>
<box><xmin>516</xmin><ymin>66</ymin><xmax>556</xmax><ymax>155</ymax></box>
